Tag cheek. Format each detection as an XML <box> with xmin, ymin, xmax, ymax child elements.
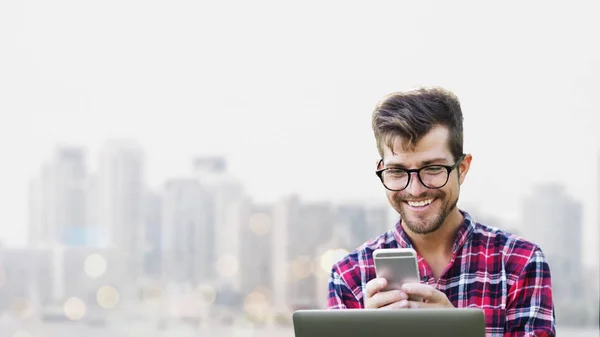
<box><xmin>441</xmin><ymin>182</ymin><xmax>458</xmax><ymax>200</ymax></box>
<box><xmin>386</xmin><ymin>191</ymin><xmax>402</xmax><ymax>205</ymax></box>
<box><xmin>385</xmin><ymin>191</ymin><xmax>396</xmax><ymax>202</ymax></box>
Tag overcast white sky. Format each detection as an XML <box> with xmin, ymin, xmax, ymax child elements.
<box><xmin>1</xmin><ymin>0</ymin><xmax>599</xmax><ymax>266</ymax></box>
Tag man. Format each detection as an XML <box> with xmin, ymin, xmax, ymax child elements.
<box><xmin>327</xmin><ymin>87</ymin><xmax>555</xmax><ymax>337</ymax></box>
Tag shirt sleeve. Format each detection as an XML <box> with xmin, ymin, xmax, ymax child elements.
<box><xmin>327</xmin><ymin>266</ymin><xmax>362</xmax><ymax>309</ymax></box>
<box><xmin>504</xmin><ymin>247</ymin><xmax>556</xmax><ymax>337</ymax></box>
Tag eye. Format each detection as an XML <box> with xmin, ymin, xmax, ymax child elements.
<box><xmin>386</xmin><ymin>169</ymin><xmax>408</xmax><ymax>177</ymax></box>
<box><xmin>423</xmin><ymin>166</ymin><xmax>445</xmax><ymax>174</ymax></box>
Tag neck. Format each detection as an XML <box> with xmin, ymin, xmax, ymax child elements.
<box><xmin>405</xmin><ymin>208</ymin><xmax>464</xmax><ymax>256</ymax></box>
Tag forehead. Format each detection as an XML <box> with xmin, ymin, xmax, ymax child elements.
<box><xmin>382</xmin><ymin>126</ymin><xmax>453</xmax><ymax>166</ymax></box>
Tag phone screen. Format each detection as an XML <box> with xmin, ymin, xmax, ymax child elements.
<box><xmin>373</xmin><ymin>249</ymin><xmax>423</xmax><ymax>301</ymax></box>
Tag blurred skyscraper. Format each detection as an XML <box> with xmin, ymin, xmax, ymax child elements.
<box><xmin>364</xmin><ymin>204</ymin><xmax>392</xmax><ymax>239</ymax></box>
<box><xmin>24</xmin><ymin>144</ymin><xmax>142</xmax><ymax>318</ymax></box>
<box><xmin>160</xmin><ymin>178</ymin><xmax>214</xmax><ymax>287</ymax></box>
<box><xmin>0</xmin><ymin>248</ymin><xmax>53</xmax><ymax>316</ymax></box>
<box><xmin>142</xmin><ymin>189</ymin><xmax>162</xmax><ymax>279</ymax></box>
<box><xmin>28</xmin><ymin>147</ymin><xmax>88</xmax><ymax>247</ymax></box>
<box><xmin>240</xmin><ymin>202</ymin><xmax>273</xmax><ymax>293</ymax></box>
<box><xmin>271</xmin><ymin>195</ymin><xmax>296</xmax><ymax>316</ymax></box>
<box><xmin>96</xmin><ymin>140</ymin><xmax>144</xmax><ymax>250</ymax></box>
<box><xmin>335</xmin><ymin>203</ymin><xmax>391</xmax><ymax>250</ymax></box>
<box><xmin>95</xmin><ymin>140</ymin><xmax>145</xmax><ymax>298</ymax></box>
<box><xmin>520</xmin><ymin>184</ymin><xmax>585</xmax><ymax>303</ymax></box>
<box><xmin>192</xmin><ymin>156</ymin><xmax>247</xmax><ymax>293</ymax></box>
<box><xmin>287</xmin><ymin>200</ymin><xmax>334</xmax><ymax>310</ymax></box>
<box><xmin>239</xmin><ymin>201</ymin><xmax>274</xmax><ymax>322</ymax></box>
<box><xmin>335</xmin><ymin>203</ymin><xmax>368</xmax><ymax>250</ymax></box>
<box><xmin>314</xmin><ymin>225</ymin><xmax>352</xmax><ymax>309</ymax></box>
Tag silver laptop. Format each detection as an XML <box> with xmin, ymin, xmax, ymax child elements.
<box><xmin>293</xmin><ymin>308</ymin><xmax>486</xmax><ymax>337</ymax></box>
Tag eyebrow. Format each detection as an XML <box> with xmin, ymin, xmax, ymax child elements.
<box><xmin>385</xmin><ymin>157</ymin><xmax>450</xmax><ymax>169</ymax></box>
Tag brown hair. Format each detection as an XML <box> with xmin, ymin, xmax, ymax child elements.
<box><xmin>372</xmin><ymin>86</ymin><xmax>464</xmax><ymax>161</ymax></box>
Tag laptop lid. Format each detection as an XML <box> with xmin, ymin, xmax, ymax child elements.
<box><xmin>293</xmin><ymin>308</ymin><xmax>486</xmax><ymax>337</ymax></box>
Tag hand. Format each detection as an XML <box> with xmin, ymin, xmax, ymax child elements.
<box><xmin>401</xmin><ymin>283</ymin><xmax>455</xmax><ymax>309</ymax></box>
<box><xmin>364</xmin><ymin>277</ymin><xmax>410</xmax><ymax>309</ymax></box>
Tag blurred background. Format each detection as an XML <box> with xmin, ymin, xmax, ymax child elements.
<box><xmin>0</xmin><ymin>0</ymin><xmax>599</xmax><ymax>336</ymax></box>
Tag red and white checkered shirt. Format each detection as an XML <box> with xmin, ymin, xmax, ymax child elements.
<box><xmin>327</xmin><ymin>210</ymin><xmax>556</xmax><ymax>337</ymax></box>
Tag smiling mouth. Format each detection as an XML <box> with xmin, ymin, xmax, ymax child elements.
<box><xmin>405</xmin><ymin>198</ymin><xmax>434</xmax><ymax>207</ymax></box>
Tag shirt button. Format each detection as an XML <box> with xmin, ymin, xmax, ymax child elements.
<box><xmin>422</xmin><ymin>276</ymin><xmax>429</xmax><ymax>282</ymax></box>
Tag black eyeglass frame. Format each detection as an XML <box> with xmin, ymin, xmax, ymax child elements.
<box><xmin>375</xmin><ymin>153</ymin><xmax>466</xmax><ymax>192</ymax></box>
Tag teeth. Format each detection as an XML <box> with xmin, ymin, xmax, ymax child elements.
<box><xmin>407</xmin><ymin>198</ymin><xmax>434</xmax><ymax>207</ymax></box>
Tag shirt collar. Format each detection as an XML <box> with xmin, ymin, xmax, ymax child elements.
<box><xmin>392</xmin><ymin>209</ymin><xmax>475</xmax><ymax>254</ymax></box>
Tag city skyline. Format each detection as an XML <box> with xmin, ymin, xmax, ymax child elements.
<box><xmin>7</xmin><ymin>140</ymin><xmax>600</xmax><ymax>269</ymax></box>
<box><xmin>2</xmin><ymin>139</ymin><xmax>597</xmax><ymax>332</ymax></box>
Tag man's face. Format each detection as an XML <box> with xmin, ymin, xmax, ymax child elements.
<box><xmin>379</xmin><ymin>125</ymin><xmax>471</xmax><ymax>235</ymax></box>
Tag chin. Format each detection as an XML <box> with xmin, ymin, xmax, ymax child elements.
<box><xmin>405</xmin><ymin>220</ymin><xmax>444</xmax><ymax>235</ymax></box>
<box><xmin>399</xmin><ymin>208</ymin><xmax>445</xmax><ymax>235</ymax></box>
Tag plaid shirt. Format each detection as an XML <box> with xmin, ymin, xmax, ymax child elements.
<box><xmin>327</xmin><ymin>210</ymin><xmax>555</xmax><ymax>337</ymax></box>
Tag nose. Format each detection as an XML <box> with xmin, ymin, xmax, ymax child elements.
<box><xmin>406</xmin><ymin>172</ymin><xmax>428</xmax><ymax>196</ymax></box>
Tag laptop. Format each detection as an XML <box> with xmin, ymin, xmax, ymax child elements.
<box><xmin>293</xmin><ymin>308</ymin><xmax>486</xmax><ymax>337</ymax></box>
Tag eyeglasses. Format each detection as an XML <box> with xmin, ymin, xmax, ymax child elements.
<box><xmin>375</xmin><ymin>154</ymin><xmax>466</xmax><ymax>191</ymax></box>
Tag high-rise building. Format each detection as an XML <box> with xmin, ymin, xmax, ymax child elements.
<box><xmin>96</xmin><ymin>140</ymin><xmax>144</xmax><ymax>286</ymax></box>
<box><xmin>335</xmin><ymin>203</ymin><xmax>367</xmax><ymax>250</ymax></box>
<box><xmin>97</xmin><ymin>140</ymin><xmax>144</xmax><ymax>250</ymax></box>
<box><xmin>192</xmin><ymin>156</ymin><xmax>247</xmax><ymax>292</ymax></box>
<box><xmin>142</xmin><ymin>189</ymin><xmax>162</xmax><ymax>279</ymax></box>
<box><xmin>160</xmin><ymin>178</ymin><xmax>214</xmax><ymax>286</ymax></box>
<box><xmin>271</xmin><ymin>194</ymin><xmax>298</xmax><ymax>315</ymax></box>
<box><xmin>59</xmin><ymin>246</ymin><xmax>129</xmax><ymax>312</ymax></box>
<box><xmin>335</xmin><ymin>203</ymin><xmax>391</xmax><ymax>251</ymax></box>
<box><xmin>314</xmin><ymin>225</ymin><xmax>352</xmax><ymax>309</ymax></box>
<box><xmin>520</xmin><ymin>183</ymin><xmax>584</xmax><ymax>302</ymax></box>
<box><xmin>0</xmin><ymin>247</ymin><xmax>54</xmax><ymax>315</ymax></box>
<box><xmin>28</xmin><ymin>147</ymin><xmax>88</xmax><ymax>247</ymax></box>
<box><xmin>365</xmin><ymin>204</ymin><xmax>392</xmax><ymax>240</ymax></box>
<box><xmin>287</xmin><ymin>200</ymin><xmax>334</xmax><ymax>310</ymax></box>
<box><xmin>239</xmin><ymin>201</ymin><xmax>274</xmax><ymax>322</ymax></box>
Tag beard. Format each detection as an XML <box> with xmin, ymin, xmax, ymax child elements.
<box><xmin>391</xmin><ymin>189</ymin><xmax>458</xmax><ymax>235</ymax></box>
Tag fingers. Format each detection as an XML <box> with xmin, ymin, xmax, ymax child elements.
<box><xmin>365</xmin><ymin>277</ymin><xmax>387</xmax><ymax>299</ymax></box>
<box><xmin>367</xmin><ymin>289</ymin><xmax>408</xmax><ymax>308</ymax></box>
<box><xmin>401</xmin><ymin>283</ymin><xmax>444</xmax><ymax>303</ymax></box>
<box><xmin>365</xmin><ymin>278</ymin><xmax>409</xmax><ymax>309</ymax></box>
<box><xmin>381</xmin><ymin>299</ymin><xmax>410</xmax><ymax>309</ymax></box>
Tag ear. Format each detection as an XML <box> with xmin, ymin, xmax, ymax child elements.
<box><xmin>375</xmin><ymin>158</ymin><xmax>383</xmax><ymax>170</ymax></box>
<box><xmin>458</xmin><ymin>154</ymin><xmax>472</xmax><ymax>185</ymax></box>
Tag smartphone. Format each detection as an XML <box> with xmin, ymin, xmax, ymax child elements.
<box><xmin>373</xmin><ymin>248</ymin><xmax>423</xmax><ymax>302</ymax></box>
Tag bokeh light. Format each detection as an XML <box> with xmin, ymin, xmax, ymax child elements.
<box><xmin>11</xmin><ymin>297</ymin><xmax>34</xmax><ymax>319</ymax></box>
<box><xmin>319</xmin><ymin>248</ymin><xmax>349</xmax><ymax>274</ymax></box>
<box><xmin>97</xmin><ymin>285</ymin><xmax>120</xmax><ymax>309</ymax></box>
<box><xmin>248</xmin><ymin>213</ymin><xmax>272</xmax><ymax>236</ymax></box>
<box><xmin>216</xmin><ymin>254</ymin><xmax>239</xmax><ymax>278</ymax></box>
<box><xmin>252</xmin><ymin>285</ymin><xmax>271</xmax><ymax>299</ymax></box>
<box><xmin>63</xmin><ymin>297</ymin><xmax>86</xmax><ymax>321</ymax></box>
<box><xmin>84</xmin><ymin>253</ymin><xmax>107</xmax><ymax>279</ymax></box>
<box><xmin>291</xmin><ymin>255</ymin><xmax>312</xmax><ymax>279</ymax></box>
<box><xmin>193</xmin><ymin>283</ymin><xmax>217</xmax><ymax>307</ymax></box>
<box><xmin>12</xmin><ymin>330</ymin><xmax>32</xmax><ymax>337</ymax></box>
<box><xmin>243</xmin><ymin>291</ymin><xmax>270</xmax><ymax>323</ymax></box>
